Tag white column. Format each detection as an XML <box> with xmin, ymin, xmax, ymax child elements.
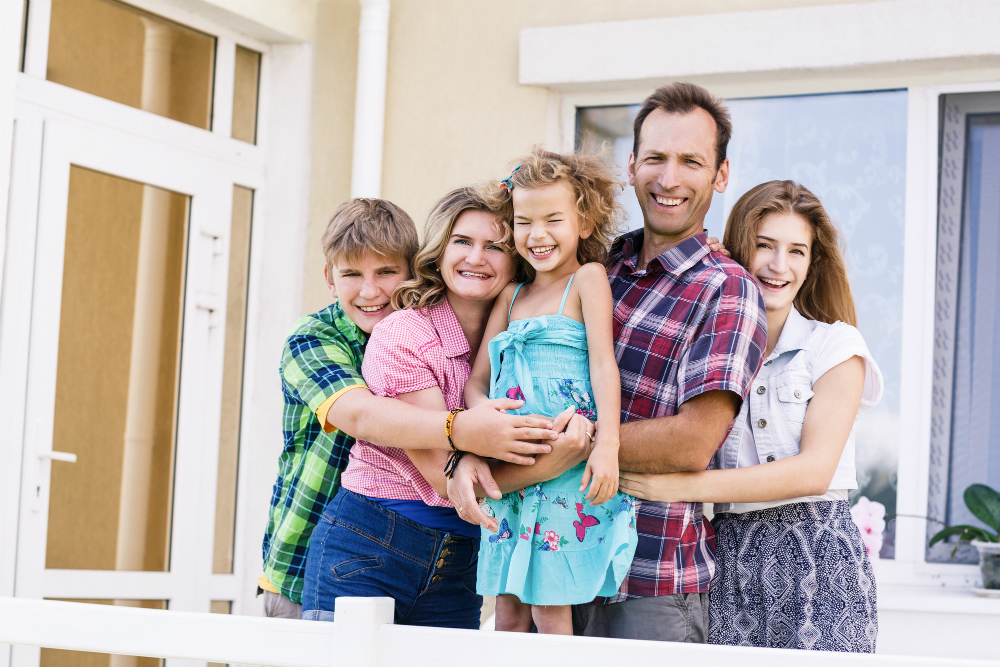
<box><xmin>115</xmin><ymin>15</ymin><xmax>174</xmax><ymax>579</ymax></box>
<box><xmin>350</xmin><ymin>0</ymin><xmax>390</xmax><ymax>199</ymax></box>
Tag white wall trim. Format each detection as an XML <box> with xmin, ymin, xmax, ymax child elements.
<box><xmin>521</xmin><ymin>0</ymin><xmax>1000</xmax><ymax>92</ymax></box>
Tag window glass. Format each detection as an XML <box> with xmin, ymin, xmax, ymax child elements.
<box><xmin>46</xmin><ymin>0</ymin><xmax>215</xmax><ymax>129</ymax></box>
<box><xmin>232</xmin><ymin>46</ymin><xmax>261</xmax><ymax>144</ymax></box>
<box><xmin>929</xmin><ymin>93</ymin><xmax>1000</xmax><ymax>563</ymax></box>
<box><xmin>213</xmin><ymin>186</ymin><xmax>253</xmax><ymax>574</ymax></box>
<box><xmin>47</xmin><ymin>166</ymin><xmax>188</xmax><ymax>572</ymax></box>
<box><xmin>578</xmin><ymin>90</ymin><xmax>908</xmax><ymax>558</ymax></box>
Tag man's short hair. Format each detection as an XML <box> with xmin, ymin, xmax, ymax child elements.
<box><xmin>632</xmin><ymin>82</ymin><xmax>732</xmax><ymax>169</ymax></box>
<box><xmin>321</xmin><ymin>198</ymin><xmax>419</xmax><ymax>270</ymax></box>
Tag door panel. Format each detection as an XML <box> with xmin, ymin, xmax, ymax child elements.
<box><xmin>11</xmin><ymin>110</ymin><xmax>233</xmax><ymax>667</ymax></box>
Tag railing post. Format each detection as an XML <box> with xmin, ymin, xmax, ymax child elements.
<box><xmin>332</xmin><ymin>597</ymin><xmax>395</xmax><ymax>667</ymax></box>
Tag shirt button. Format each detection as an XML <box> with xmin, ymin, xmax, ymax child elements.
<box><xmin>766</xmin><ymin>455</ymin><xmax>776</xmax><ymax>462</ymax></box>
<box><xmin>756</xmin><ymin>386</ymin><xmax>766</xmax><ymax>395</ymax></box>
<box><xmin>794</xmin><ymin>390</ymin><xmax>802</xmax><ymax>399</ymax></box>
<box><xmin>757</xmin><ymin>419</ymin><xmax>767</xmax><ymax>428</ymax></box>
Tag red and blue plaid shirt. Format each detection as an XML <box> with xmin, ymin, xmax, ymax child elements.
<box><xmin>606</xmin><ymin>231</ymin><xmax>766</xmax><ymax>600</ymax></box>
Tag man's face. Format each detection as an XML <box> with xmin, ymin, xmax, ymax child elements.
<box><xmin>324</xmin><ymin>252</ymin><xmax>409</xmax><ymax>333</ymax></box>
<box><xmin>628</xmin><ymin>108</ymin><xmax>729</xmax><ymax>246</ymax></box>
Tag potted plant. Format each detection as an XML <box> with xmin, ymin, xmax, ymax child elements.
<box><xmin>929</xmin><ymin>483</ymin><xmax>1000</xmax><ymax>589</ymax></box>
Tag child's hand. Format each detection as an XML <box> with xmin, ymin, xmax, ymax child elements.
<box><xmin>580</xmin><ymin>443</ymin><xmax>619</xmax><ymax>506</ymax></box>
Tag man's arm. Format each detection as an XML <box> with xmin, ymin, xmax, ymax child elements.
<box><xmin>618</xmin><ymin>389</ymin><xmax>740</xmax><ymax>474</ymax></box>
<box><xmin>327</xmin><ymin>388</ymin><xmax>558</xmax><ymax>465</ymax></box>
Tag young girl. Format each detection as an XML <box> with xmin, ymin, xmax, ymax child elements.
<box><xmin>465</xmin><ymin>149</ymin><xmax>637</xmax><ymax>635</ymax></box>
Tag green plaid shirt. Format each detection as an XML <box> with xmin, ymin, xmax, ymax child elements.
<box><xmin>262</xmin><ymin>302</ymin><xmax>367</xmax><ymax>603</ymax></box>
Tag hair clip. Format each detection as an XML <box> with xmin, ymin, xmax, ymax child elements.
<box><xmin>499</xmin><ymin>163</ymin><xmax>524</xmax><ymax>191</ymax></box>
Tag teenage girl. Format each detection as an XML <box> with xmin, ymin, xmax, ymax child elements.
<box><xmin>619</xmin><ymin>181</ymin><xmax>882</xmax><ymax>651</ymax></box>
<box><xmin>465</xmin><ymin>149</ymin><xmax>637</xmax><ymax>635</ymax></box>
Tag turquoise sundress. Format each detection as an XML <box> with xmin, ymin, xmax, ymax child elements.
<box><xmin>476</xmin><ymin>275</ymin><xmax>637</xmax><ymax>605</ymax></box>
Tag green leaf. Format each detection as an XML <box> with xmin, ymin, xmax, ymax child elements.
<box><xmin>964</xmin><ymin>484</ymin><xmax>1000</xmax><ymax>533</ymax></box>
<box><xmin>929</xmin><ymin>524</ymin><xmax>995</xmax><ymax>547</ymax></box>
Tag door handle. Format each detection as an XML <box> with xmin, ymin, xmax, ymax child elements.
<box><xmin>38</xmin><ymin>450</ymin><xmax>77</xmax><ymax>463</ymax></box>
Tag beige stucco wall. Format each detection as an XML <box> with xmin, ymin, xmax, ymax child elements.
<box><xmin>300</xmin><ymin>0</ymin><xmax>880</xmax><ymax>313</ymax></box>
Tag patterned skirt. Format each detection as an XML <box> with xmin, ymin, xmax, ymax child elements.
<box><xmin>709</xmin><ymin>500</ymin><xmax>877</xmax><ymax>652</ymax></box>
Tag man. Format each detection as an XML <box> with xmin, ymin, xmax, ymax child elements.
<box><xmin>448</xmin><ymin>82</ymin><xmax>766</xmax><ymax>642</ymax></box>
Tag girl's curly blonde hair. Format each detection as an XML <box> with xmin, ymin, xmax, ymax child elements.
<box><xmin>490</xmin><ymin>147</ymin><xmax>626</xmax><ymax>269</ymax></box>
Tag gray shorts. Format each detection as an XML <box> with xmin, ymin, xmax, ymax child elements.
<box><xmin>572</xmin><ymin>593</ymin><xmax>709</xmax><ymax>642</ymax></box>
<box><xmin>259</xmin><ymin>588</ymin><xmax>303</xmax><ymax>619</ymax></box>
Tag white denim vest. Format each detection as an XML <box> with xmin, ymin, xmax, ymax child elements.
<box><xmin>713</xmin><ymin>307</ymin><xmax>883</xmax><ymax>514</ymax></box>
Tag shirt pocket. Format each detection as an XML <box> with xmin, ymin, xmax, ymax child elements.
<box><xmin>775</xmin><ymin>378</ymin><xmax>814</xmax><ymax>424</ymax></box>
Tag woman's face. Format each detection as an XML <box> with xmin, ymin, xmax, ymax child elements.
<box><xmin>748</xmin><ymin>212</ymin><xmax>813</xmax><ymax>315</ymax></box>
<box><xmin>438</xmin><ymin>209</ymin><xmax>516</xmax><ymax>304</ymax></box>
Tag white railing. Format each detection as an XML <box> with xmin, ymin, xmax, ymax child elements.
<box><xmin>2</xmin><ymin>596</ymin><xmax>999</xmax><ymax>667</ymax></box>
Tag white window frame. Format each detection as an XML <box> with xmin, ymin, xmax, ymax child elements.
<box><xmin>526</xmin><ymin>0</ymin><xmax>1000</xmax><ymax>613</ymax></box>
<box><xmin>0</xmin><ymin>0</ymin><xmax>314</xmax><ymax>645</ymax></box>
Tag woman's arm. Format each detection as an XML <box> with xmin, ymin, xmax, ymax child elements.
<box><xmin>574</xmin><ymin>263</ymin><xmax>622</xmax><ymax>504</ymax></box>
<box><xmin>392</xmin><ymin>385</ymin><xmax>453</xmax><ymax>498</ymax></box>
<box><xmin>619</xmin><ymin>356</ymin><xmax>865</xmax><ymax>503</ymax></box>
<box><xmin>465</xmin><ymin>283</ymin><xmax>516</xmax><ymax>409</ymax></box>
<box><xmin>328</xmin><ymin>389</ymin><xmax>557</xmax><ymax>465</ymax></box>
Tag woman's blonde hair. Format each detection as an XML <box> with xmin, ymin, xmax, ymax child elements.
<box><xmin>391</xmin><ymin>184</ymin><xmax>521</xmax><ymax>311</ymax></box>
<box><xmin>723</xmin><ymin>180</ymin><xmax>857</xmax><ymax>326</ymax></box>
<box><xmin>493</xmin><ymin>147</ymin><xmax>625</xmax><ymax>272</ymax></box>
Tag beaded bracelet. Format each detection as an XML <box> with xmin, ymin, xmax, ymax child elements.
<box><xmin>445</xmin><ymin>408</ymin><xmax>465</xmax><ymax>451</ymax></box>
<box><xmin>443</xmin><ymin>408</ymin><xmax>466</xmax><ymax>479</ymax></box>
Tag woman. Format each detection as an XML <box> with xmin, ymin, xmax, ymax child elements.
<box><xmin>300</xmin><ymin>185</ymin><xmax>593</xmax><ymax>628</ymax></box>
<box><xmin>620</xmin><ymin>180</ymin><xmax>883</xmax><ymax>652</ymax></box>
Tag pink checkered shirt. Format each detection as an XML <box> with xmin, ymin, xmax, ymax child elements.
<box><xmin>340</xmin><ymin>300</ymin><xmax>469</xmax><ymax>507</ymax></box>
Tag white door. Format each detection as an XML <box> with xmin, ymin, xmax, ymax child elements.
<box><xmin>7</xmin><ymin>87</ymin><xmax>244</xmax><ymax>667</ymax></box>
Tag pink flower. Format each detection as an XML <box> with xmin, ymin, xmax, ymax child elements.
<box><xmin>544</xmin><ymin>530</ymin><xmax>558</xmax><ymax>544</ymax></box>
<box><xmin>506</xmin><ymin>386</ymin><xmax>525</xmax><ymax>401</ymax></box>
<box><xmin>549</xmin><ymin>543</ymin><xmax>559</xmax><ymax>552</ymax></box>
<box><xmin>519</xmin><ymin>532</ymin><xmax>530</xmax><ymax>540</ymax></box>
<box><xmin>534</xmin><ymin>522</ymin><xmax>542</xmax><ymax>534</ymax></box>
<box><xmin>850</xmin><ymin>496</ymin><xmax>886</xmax><ymax>569</ymax></box>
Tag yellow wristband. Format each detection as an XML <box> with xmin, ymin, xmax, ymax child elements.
<box><xmin>445</xmin><ymin>408</ymin><xmax>465</xmax><ymax>451</ymax></box>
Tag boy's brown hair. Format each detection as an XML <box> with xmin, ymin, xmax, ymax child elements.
<box><xmin>321</xmin><ymin>198</ymin><xmax>419</xmax><ymax>271</ymax></box>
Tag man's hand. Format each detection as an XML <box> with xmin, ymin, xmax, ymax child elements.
<box><xmin>451</xmin><ymin>399</ymin><xmax>558</xmax><ymax>465</ymax></box>
<box><xmin>447</xmin><ymin>453</ymin><xmax>500</xmax><ymax>532</ymax></box>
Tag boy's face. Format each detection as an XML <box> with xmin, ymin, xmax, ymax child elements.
<box><xmin>324</xmin><ymin>252</ymin><xmax>409</xmax><ymax>333</ymax></box>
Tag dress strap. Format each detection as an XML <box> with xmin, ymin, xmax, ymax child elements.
<box><xmin>557</xmin><ymin>275</ymin><xmax>576</xmax><ymax>316</ymax></box>
<box><xmin>508</xmin><ymin>282</ymin><xmax>525</xmax><ymax>322</ymax></box>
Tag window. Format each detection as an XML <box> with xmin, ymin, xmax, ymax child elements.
<box><xmin>578</xmin><ymin>91</ymin><xmax>908</xmax><ymax>558</ymax></box>
<box><xmin>928</xmin><ymin>92</ymin><xmax>1000</xmax><ymax>563</ymax></box>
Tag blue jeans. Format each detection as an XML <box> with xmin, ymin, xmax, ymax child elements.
<box><xmin>301</xmin><ymin>488</ymin><xmax>482</xmax><ymax>628</ymax></box>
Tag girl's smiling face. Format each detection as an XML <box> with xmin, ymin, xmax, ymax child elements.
<box><xmin>749</xmin><ymin>212</ymin><xmax>813</xmax><ymax>316</ymax></box>
<box><xmin>438</xmin><ymin>209</ymin><xmax>516</xmax><ymax>304</ymax></box>
<box><xmin>512</xmin><ymin>180</ymin><xmax>590</xmax><ymax>275</ymax></box>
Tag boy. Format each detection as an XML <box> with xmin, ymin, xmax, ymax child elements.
<box><xmin>260</xmin><ymin>199</ymin><xmax>560</xmax><ymax>618</ymax></box>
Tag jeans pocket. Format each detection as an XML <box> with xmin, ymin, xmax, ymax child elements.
<box><xmin>333</xmin><ymin>555</ymin><xmax>384</xmax><ymax>579</ymax></box>
<box><xmin>463</xmin><ymin>574</ymin><xmax>481</xmax><ymax>599</ymax></box>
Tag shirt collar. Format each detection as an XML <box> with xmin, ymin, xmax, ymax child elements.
<box><xmin>769</xmin><ymin>306</ymin><xmax>813</xmax><ymax>358</ymax></box>
<box><xmin>427</xmin><ymin>299</ymin><xmax>470</xmax><ymax>359</ymax></box>
<box><xmin>611</xmin><ymin>230</ymin><xmax>711</xmax><ymax>277</ymax></box>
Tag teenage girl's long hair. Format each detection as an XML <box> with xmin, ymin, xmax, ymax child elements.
<box><xmin>722</xmin><ymin>180</ymin><xmax>857</xmax><ymax>326</ymax></box>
